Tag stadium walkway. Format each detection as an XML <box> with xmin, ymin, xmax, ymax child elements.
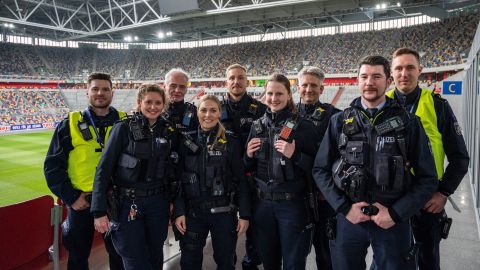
<box><xmin>46</xmin><ymin>175</ymin><xmax>480</xmax><ymax>269</ymax></box>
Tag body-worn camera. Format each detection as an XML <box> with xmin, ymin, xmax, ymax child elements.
<box><xmin>254</xmin><ymin>138</ymin><xmax>268</xmax><ymax>159</ymax></box>
<box><xmin>361</xmin><ymin>204</ymin><xmax>379</xmax><ymax>216</ymax></box>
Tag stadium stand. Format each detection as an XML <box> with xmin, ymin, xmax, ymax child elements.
<box><xmin>0</xmin><ymin>12</ymin><xmax>477</xmax><ymax>80</ymax></box>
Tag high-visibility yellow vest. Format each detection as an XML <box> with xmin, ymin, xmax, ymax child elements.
<box><xmin>67</xmin><ymin>110</ymin><xmax>126</xmax><ymax>191</ymax></box>
<box><xmin>386</xmin><ymin>89</ymin><xmax>445</xmax><ymax>179</ymax></box>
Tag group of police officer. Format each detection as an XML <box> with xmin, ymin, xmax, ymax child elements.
<box><xmin>44</xmin><ymin>47</ymin><xmax>469</xmax><ymax>270</ymax></box>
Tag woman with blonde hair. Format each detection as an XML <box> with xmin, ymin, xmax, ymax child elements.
<box><xmin>174</xmin><ymin>94</ymin><xmax>251</xmax><ymax>270</ymax></box>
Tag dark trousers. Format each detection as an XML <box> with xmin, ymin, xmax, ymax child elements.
<box><xmin>242</xmin><ymin>225</ymin><xmax>262</xmax><ymax>268</ymax></box>
<box><xmin>331</xmin><ymin>214</ymin><xmax>414</xmax><ymax>270</ymax></box>
<box><xmin>412</xmin><ymin>210</ymin><xmax>444</xmax><ymax>270</ymax></box>
<box><xmin>312</xmin><ymin>200</ymin><xmax>334</xmax><ymax>270</ymax></box>
<box><xmin>61</xmin><ymin>207</ymin><xmax>124</xmax><ymax>270</ymax></box>
<box><xmin>253</xmin><ymin>198</ymin><xmax>312</xmax><ymax>270</ymax></box>
<box><xmin>180</xmin><ymin>211</ymin><xmax>238</xmax><ymax>270</ymax></box>
<box><xmin>112</xmin><ymin>195</ymin><xmax>169</xmax><ymax>270</ymax></box>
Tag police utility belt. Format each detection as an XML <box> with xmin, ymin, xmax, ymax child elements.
<box><xmin>117</xmin><ymin>186</ymin><xmax>166</xmax><ymax>200</ymax></box>
<box><xmin>333</xmin><ymin>113</ymin><xmax>410</xmax><ymax>202</ymax></box>
<box><xmin>256</xmin><ymin>188</ymin><xmax>299</xmax><ymax>201</ymax></box>
<box><xmin>188</xmin><ymin>196</ymin><xmax>236</xmax><ymax>214</ymax></box>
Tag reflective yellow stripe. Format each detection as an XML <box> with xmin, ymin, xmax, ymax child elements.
<box><xmin>67</xmin><ymin>110</ymin><xmax>126</xmax><ymax>191</ymax></box>
<box><xmin>386</xmin><ymin>89</ymin><xmax>445</xmax><ymax>179</ymax></box>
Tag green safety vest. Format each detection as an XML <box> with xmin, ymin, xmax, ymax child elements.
<box><xmin>386</xmin><ymin>89</ymin><xmax>445</xmax><ymax>179</ymax></box>
<box><xmin>67</xmin><ymin>110</ymin><xmax>126</xmax><ymax>191</ymax></box>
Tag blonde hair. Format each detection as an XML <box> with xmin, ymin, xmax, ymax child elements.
<box><xmin>225</xmin><ymin>64</ymin><xmax>247</xmax><ymax>77</ymax></box>
<box><xmin>136</xmin><ymin>83</ymin><xmax>168</xmax><ymax>112</ymax></box>
<box><xmin>198</xmin><ymin>94</ymin><xmax>227</xmax><ymax>149</ymax></box>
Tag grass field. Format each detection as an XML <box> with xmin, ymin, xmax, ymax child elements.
<box><xmin>0</xmin><ymin>131</ymin><xmax>55</xmax><ymax>206</ymax></box>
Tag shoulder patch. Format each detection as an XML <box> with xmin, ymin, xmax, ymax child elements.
<box><xmin>344</xmin><ymin>117</ymin><xmax>354</xmax><ymax>124</ymax></box>
<box><xmin>454</xmin><ymin>122</ymin><xmax>462</xmax><ymax>136</ymax></box>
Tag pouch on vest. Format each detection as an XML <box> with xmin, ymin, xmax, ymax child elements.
<box><xmin>374</xmin><ymin>154</ymin><xmax>390</xmax><ymax>187</ymax></box>
<box><xmin>254</xmin><ymin>138</ymin><xmax>269</xmax><ymax>160</ymax></box>
<box><xmin>345</xmin><ymin>141</ymin><xmax>365</xmax><ymax>165</ymax></box>
<box><xmin>391</xmin><ymin>155</ymin><xmax>404</xmax><ymax>190</ymax></box>
<box><xmin>181</xmin><ymin>172</ymin><xmax>201</xmax><ymax>197</ymax></box>
<box><xmin>117</xmin><ymin>153</ymin><xmax>140</xmax><ymax>183</ymax></box>
<box><xmin>131</xmin><ymin>140</ymin><xmax>151</xmax><ymax>159</ymax></box>
<box><xmin>154</xmin><ymin>138</ymin><xmax>169</xmax><ymax>178</ymax></box>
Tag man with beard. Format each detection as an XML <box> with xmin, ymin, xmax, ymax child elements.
<box><xmin>296</xmin><ymin>66</ymin><xmax>340</xmax><ymax>270</ymax></box>
<box><xmin>387</xmin><ymin>48</ymin><xmax>469</xmax><ymax>270</ymax></box>
<box><xmin>44</xmin><ymin>73</ymin><xmax>125</xmax><ymax>270</ymax></box>
<box><xmin>313</xmin><ymin>55</ymin><xmax>437</xmax><ymax>270</ymax></box>
<box><xmin>221</xmin><ymin>64</ymin><xmax>266</xmax><ymax>270</ymax></box>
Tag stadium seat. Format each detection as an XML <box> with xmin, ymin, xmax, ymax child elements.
<box><xmin>0</xmin><ymin>195</ymin><xmax>60</xmax><ymax>270</ymax></box>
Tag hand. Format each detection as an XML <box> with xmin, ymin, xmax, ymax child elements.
<box><xmin>345</xmin><ymin>202</ymin><xmax>371</xmax><ymax>224</ymax></box>
<box><xmin>94</xmin><ymin>215</ymin><xmax>110</xmax><ymax>233</ymax></box>
<box><xmin>71</xmin><ymin>192</ymin><xmax>91</xmax><ymax>211</ymax></box>
<box><xmin>424</xmin><ymin>192</ymin><xmax>448</xmax><ymax>213</ymax></box>
<box><xmin>246</xmin><ymin>138</ymin><xmax>262</xmax><ymax>158</ymax></box>
<box><xmin>371</xmin><ymin>203</ymin><xmax>395</xmax><ymax>229</ymax></box>
<box><xmin>274</xmin><ymin>139</ymin><xmax>295</xmax><ymax>158</ymax></box>
<box><xmin>237</xmin><ymin>219</ymin><xmax>250</xmax><ymax>235</ymax></box>
<box><xmin>175</xmin><ymin>215</ymin><xmax>187</xmax><ymax>235</ymax></box>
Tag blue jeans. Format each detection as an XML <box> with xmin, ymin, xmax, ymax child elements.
<box><xmin>61</xmin><ymin>207</ymin><xmax>123</xmax><ymax>270</ymax></box>
<box><xmin>111</xmin><ymin>195</ymin><xmax>169</xmax><ymax>270</ymax></box>
<box><xmin>331</xmin><ymin>214</ymin><xmax>414</xmax><ymax>270</ymax></box>
<box><xmin>180</xmin><ymin>211</ymin><xmax>238</xmax><ymax>270</ymax></box>
<box><xmin>253</xmin><ymin>198</ymin><xmax>312</xmax><ymax>270</ymax></box>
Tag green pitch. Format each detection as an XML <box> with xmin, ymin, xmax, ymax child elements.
<box><xmin>0</xmin><ymin>131</ymin><xmax>55</xmax><ymax>207</ymax></box>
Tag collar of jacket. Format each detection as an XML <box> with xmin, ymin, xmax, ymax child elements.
<box><xmin>297</xmin><ymin>101</ymin><xmax>322</xmax><ymax>116</ymax></box>
<box><xmin>394</xmin><ymin>85</ymin><xmax>421</xmax><ymax>106</ymax></box>
<box><xmin>265</xmin><ymin>107</ymin><xmax>293</xmax><ymax>126</ymax></box>
<box><xmin>226</xmin><ymin>93</ymin><xmax>254</xmax><ymax>112</ymax></box>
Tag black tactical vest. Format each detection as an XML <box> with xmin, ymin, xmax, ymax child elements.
<box><xmin>251</xmin><ymin>114</ymin><xmax>299</xmax><ymax>185</ymax></box>
<box><xmin>334</xmin><ymin>105</ymin><xmax>411</xmax><ymax>204</ymax></box>
<box><xmin>180</xmin><ymin>132</ymin><xmax>231</xmax><ymax>199</ymax></box>
<box><xmin>115</xmin><ymin>115</ymin><xmax>174</xmax><ymax>188</ymax></box>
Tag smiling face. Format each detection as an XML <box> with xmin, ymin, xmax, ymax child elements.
<box><xmin>265</xmin><ymin>81</ymin><xmax>291</xmax><ymax>112</ymax></box>
<box><xmin>138</xmin><ymin>92</ymin><xmax>164</xmax><ymax>124</ymax></box>
<box><xmin>298</xmin><ymin>73</ymin><xmax>324</xmax><ymax>105</ymax></box>
<box><xmin>198</xmin><ymin>99</ymin><xmax>221</xmax><ymax>131</ymax></box>
<box><xmin>391</xmin><ymin>53</ymin><xmax>422</xmax><ymax>94</ymax></box>
<box><xmin>87</xmin><ymin>79</ymin><xmax>113</xmax><ymax>109</ymax></box>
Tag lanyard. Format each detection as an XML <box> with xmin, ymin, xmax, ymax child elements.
<box><xmin>84</xmin><ymin>108</ymin><xmax>105</xmax><ymax>148</ymax></box>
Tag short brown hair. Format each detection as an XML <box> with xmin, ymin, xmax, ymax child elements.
<box><xmin>265</xmin><ymin>73</ymin><xmax>296</xmax><ymax>113</ymax></box>
<box><xmin>87</xmin><ymin>73</ymin><xmax>112</xmax><ymax>88</ymax></box>
<box><xmin>357</xmin><ymin>55</ymin><xmax>391</xmax><ymax>78</ymax></box>
<box><xmin>136</xmin><ymin>83</ymin><xmax>168</xmax><ymax>112</ymax></box>
<box><xmin>392</xmin><ymin>47</ymin><xmax>421</xmax><ymax>64</ymax></box>
<box><xmin>225</xmin><ymin>64</ymin><xmax>247</xmax><ymax>77</ymax></box>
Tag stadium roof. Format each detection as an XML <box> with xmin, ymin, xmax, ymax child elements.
<box><xmin>0</xmin><ymin>0</ymin><xmax>478</xmax><ymax>43</ymax></box>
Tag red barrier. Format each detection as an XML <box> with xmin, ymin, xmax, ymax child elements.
<box><xmin>0</xmin><ymin>196</ymin><xmax>54</xmax><ymax>269</ymax></box>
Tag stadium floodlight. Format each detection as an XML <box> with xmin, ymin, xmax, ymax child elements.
<box><xmin>124</xmin><ymin>36</ymin><xmax>132</xmax><ymax>42</ymax></box>
<box><xmin>134</xmin><ymin>36</ymin><xmax>139</xmax><ymax>41</ymax></box>
<box><xmin>166</xmin><ymin>32</ymin><xmax>173</xmax><ymax>36</ymax></box>
<box><xmin>158</xmin><ymin>32</ymin><xmax>165</xmax><ymax>39</ymax></box>
<box><xmin>376</xmin><ymin>4</ymin><xmax>381</xmax><ymax>10</ymax></box>
<box><xmin>397</xmin><ymin>2</ymin><xmax>401</xmax><ymax>7</ymax></box>
<box><xmin>381</xmin><ymin>3</ymin><xmax>387</xmax><ymax>9</ymax></box>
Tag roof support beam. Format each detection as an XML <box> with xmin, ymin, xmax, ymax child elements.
<box><xmin>112</xmin><ymin>0</ymin><xmax>135</xmax><ymax>24</ymax></box>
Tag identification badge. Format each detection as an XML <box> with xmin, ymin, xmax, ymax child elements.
<box><xmin>279</xmin><ymin>121</ymin><xmax>295</xmax><ymax>141</ymax></box>
<box><xmin>248</xmin><ymin>103</ymin><xmax>258</xmax><ymax>115</ymax></box>
<box><xmin>182</xmin><ymin>111</ymin><xmax>192</xmax><ymax>126</ymax></box>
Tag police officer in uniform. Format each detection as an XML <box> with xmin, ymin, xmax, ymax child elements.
<box><xmin>246</xmin><ymin>74</ymin><xmax>320</xmax><ymax>270</ymax></box>
<box><xmin>313</xmin><ymin>55</ymin><xmax>437</xmax><ymax>270</ymax></box>
<box><xmin>174</xmin><ymin>94</ymin><xmax>250</xmax><ymax>270</ymax></box>
<box><xmin>44</xmin><ymin>73</ymin><xmax>124</xmax><ymax>270</ymax></box>
<box><xmin>222</xmin><ymin>63</ymin><xmax>266</xmax><ymax>270</ymax></box>
<box><xmin>164</xmin><ymin>68</ymin><xmax>198</xmax><ymax>136</ymax></box>
<box><xmin>296</xmin><ymin>66</ymin><xmax>340</xmax><ymax>270</ymax></box>
<box><xmin>388</xmin><ymin>48</ymin><xmax>469</xmax><ymax>270</ymax></box>
<box><xmin>91</xmin><ymin>84</ymin><xmax>175</xmax><ymax>269</ymax></box>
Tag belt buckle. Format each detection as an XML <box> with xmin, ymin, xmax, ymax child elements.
<box><xmin>126</xmin><ymin>188</ymin><xmax>135</xmax><ymax>199</ymax></box>
<box><xmin>285</xmin><ymin>193</ymin><xmax>291</xmax><ymax>200</ymax></box>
